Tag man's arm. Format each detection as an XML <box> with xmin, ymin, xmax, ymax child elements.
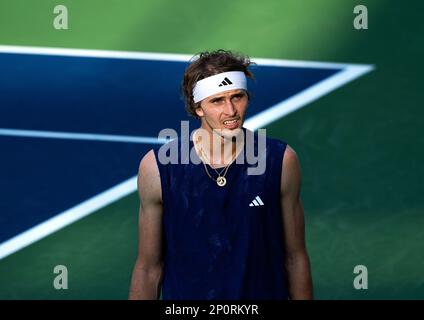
<box><xmin>129</xmin><ymin>149</ymin><xmax>163</xmax><ymax>300</ymax></box>
<box><xmin>280</xmin><ymin>146</ymin><xmax>313</xmax><ymax>299</ymax></box>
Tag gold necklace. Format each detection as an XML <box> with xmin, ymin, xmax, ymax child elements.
<box><xmin>199</xmin><ymin>147</ymin><xmax>236</xmax><ymax>187</ymax></box>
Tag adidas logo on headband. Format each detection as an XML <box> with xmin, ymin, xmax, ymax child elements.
<box><xmin>218</xmin><ymin>77</ymin><xmax>233</xmax><ymax>87</ymax></box>
<box><xmin>192</xmin><ymin>71</ymin><xmax>247</xmax><ymax>103</ymax></box>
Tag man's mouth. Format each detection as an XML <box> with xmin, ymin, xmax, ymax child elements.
<box><xmin>223</xmin><ymin>118</ymin><xmax>239</xmax><ymax>129</ymax></box>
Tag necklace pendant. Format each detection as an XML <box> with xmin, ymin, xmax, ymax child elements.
<box><xmin>216</xmin><ymin>176</ymin><xmax>227</xmax><ymax>187</ymax></box>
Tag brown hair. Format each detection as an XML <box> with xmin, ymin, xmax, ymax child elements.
<box><xmin>181</xmin><ymin>49</ymin><xmax>254</xmax><ymax>118</ymax></box>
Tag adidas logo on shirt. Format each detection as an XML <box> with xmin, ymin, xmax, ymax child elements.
<box><xmin>249</xmin><ymin>195</ymin><xmax>264</xmax><ymax>207</ymax></box>
<box><xmin>218</xmin><ymin>77</ymin><xmax>233</xmax><ymax>87</ymax></box>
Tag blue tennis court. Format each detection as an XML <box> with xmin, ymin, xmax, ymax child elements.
<box><xmin>0</xmin><ymin>48</ymin><xmax>365</xmax><ymax>259</ymax></box>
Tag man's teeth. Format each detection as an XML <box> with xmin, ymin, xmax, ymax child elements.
<box><xmin>224</xmin><ymin>119</ymin><xmax>237</xmax><ymax>125</ymax></box>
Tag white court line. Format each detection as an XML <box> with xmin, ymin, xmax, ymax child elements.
<box><xmin>0</xmin><ymin>46</ymin><xmax>374</xmax><ymax>260</ymax></box>
<box><xmin>0</xmin><ymin>128</ymin><xmax>167</xmax><ymax>144</ymax></box>
<box><xmin>0</xmin><ymin>44</ymin><xmax>361</xmax><ymax>69</ymax></box>
<box><xmin>0</xmin><ymin>177</ymin><xmax>137</xmax><ymax>260</ymax></box>
<box><xmin>244</xmin><ymin>65</ymin><xmax>374</xmax><ymax>130</ymax></box>
<box><xmin>0</xmin><ymin>45</ymin><xmax>193</xmax><ymax>63</ymax></box>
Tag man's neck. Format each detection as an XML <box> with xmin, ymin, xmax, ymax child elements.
<box><xmin>193</xmin><ymin>127</ymin><xmax>244</xmax><ymax>168</ymax></box>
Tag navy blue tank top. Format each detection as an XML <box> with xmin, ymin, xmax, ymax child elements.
<box><xmin>153</xmin><ymin>128</ymin><xmax>289</xmax><ymax>300</ymax></box>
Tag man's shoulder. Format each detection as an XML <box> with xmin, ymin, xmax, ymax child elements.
<box><xmin>151</xmin><ymin>136</ymin><xmax>190</xmax><ymax>167</ymax></box>
<box><xmin>139</xmin><ymin>149</ymin><xmax>158</xmax><ymax>175</ymax></box>
<box><xmin>259</xmin><ymin>132</ymin><xmax>288</xmax><ymax>153</ymax></box>
<box><xmin>282</xmin><ymin>145</ymin><xmax>298</xmax><ymax>165</ymax></box>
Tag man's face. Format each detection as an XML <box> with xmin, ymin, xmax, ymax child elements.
<box><xmin>195</xmin><ymin>89</ymin><xmax>248</xmax><ymax>138</ymax></box>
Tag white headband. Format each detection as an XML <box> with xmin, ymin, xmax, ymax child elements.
<box><xmin>192</xmin><ymin>71</ymin><xmax>247</xmax><ymax>103</ymax></box>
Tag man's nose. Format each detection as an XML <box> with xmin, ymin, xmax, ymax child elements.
<box><xmin>223</xmin><ymin>99</ymin><xmax>236</xmax><ymax>116</ymax></box>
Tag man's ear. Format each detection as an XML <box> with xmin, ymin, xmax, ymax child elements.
<box><xmin>195</xmin><ymin>104</ymin><xmax>204</xmax><ymax>118</ymax></box>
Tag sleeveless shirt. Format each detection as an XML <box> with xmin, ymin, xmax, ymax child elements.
<box><xmin>153</xmin><ymin>128</ymin><xmax>289</xmax><ymax>299</ymax></box>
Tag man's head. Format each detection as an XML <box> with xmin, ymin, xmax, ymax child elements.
<box><xmin>181</xmin><ymin>50</ymin><xmax>254</xmax><ymax>137</ymax></box>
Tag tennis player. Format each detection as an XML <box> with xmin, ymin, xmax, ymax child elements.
<box><xmin>129</xmin><ymin>50</ymin><xmax>313</xmax><ymax>300</ymax></box>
